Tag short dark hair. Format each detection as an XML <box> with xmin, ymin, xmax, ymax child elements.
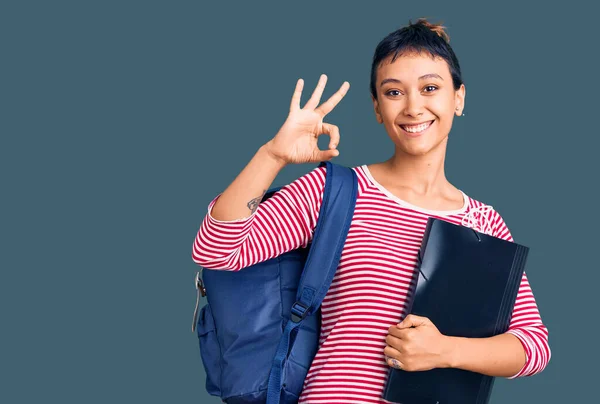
<box><xmin>370</xmin><ymin>18</ymin><xmax>464</xmax><ymax>100</ymax></box>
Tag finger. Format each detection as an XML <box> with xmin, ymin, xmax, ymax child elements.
<box><xmin>320</xmin><ymin>122</ymin><xmax>340</xmax><ymax>150</ymax></box>
<box><xmin>384</xmin><ymin>345</ymin><xmax>402</xmax><ymax>358</ymax></box>
<box><xmin>315</xmin><ymin>81</ymin><xmax>350</xmax><ymax>117</ymax></box>
<box><xmin>397</xmin><ymin>314</ymin><xmax>429</xmax><ymax>329</ymax></box>
<box><xmin>385</xmin><ymin>354</ymin><xmax>405</xmax><ymax>370</ymax></box>
<box><xmin>314</xmin><ymin>147</ymin><xmax>339</xmax><ymax>162</ymax></box>
<box><xmin>290</xmin><ymin>78</ymin><xmax>304</xmax><ymax>112</ymax></box>
<box><xmin>390</xmin><ymin>358</ymin><xmax>403</xmax><ymax>370</ymax></box>
<box><xmin>303</xmin><ymin>74</ymin><xmax>328</xmax><ymax>110</ymax></box>
<box><xmin>385</xmin><ymin>333</ymin><xmax>403</xmax><ymax>349</ymax></box>
<box><xmin>388</xmin><ymin>327</ymin><xmax>413</xmax><ymax>340</ymax></box>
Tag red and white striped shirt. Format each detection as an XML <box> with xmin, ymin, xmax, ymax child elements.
<box><xmin>192</xmin><ymin>164</ymin><xmax>550</xmax><ymax>404</ymax></box>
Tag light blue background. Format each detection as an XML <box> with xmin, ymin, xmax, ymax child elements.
<box><xmin>2</xmin><ymin>1</ymin><xmax>596</xmax><ymax>403</ymax></box>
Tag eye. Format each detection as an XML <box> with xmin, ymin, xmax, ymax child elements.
<box><xmin>423</xmin><ymin>85</ymin><xmax>438</xmax><ymax>93</ymax></box>
<box><xmin>385</xmin><ymin>89</ymin><xmax>401</xmax><ymax>97</ymax></box>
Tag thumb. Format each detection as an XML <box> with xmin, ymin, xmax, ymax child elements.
<box><xmin>320</xmin><ymin>122</ymin><xmax>341</xmax><ymax>151</ymax></box>
<box><xmin>397</xmin><ymin>314</ymin><xmax>429</xmax><ymax>329</ymax></box>
<box><xmin>314</xmin><ymin>147</ymin><xmax>339</xmax><ymax>162</ymax></box>
<box><xmin>314</xmin><ymin>122</ymin><xmax>340</xmax><ymax>162</ymax></box>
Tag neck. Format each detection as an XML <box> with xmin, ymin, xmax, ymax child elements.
<box><xmin>384</xmin><ymin>138</ymin><xmax>450</xmax><ymax>195</ymax></box>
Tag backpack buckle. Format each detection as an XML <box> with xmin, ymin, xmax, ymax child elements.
<box><xmin>192</xmin><ymin>270</ymin><xmax>206</xmax><ymax>333</ymax></box>
<box><xmin>290</xmin><ymin>301</ymin><xmax>309</xmax><ymax>323</ymax></box>
<box><xmin>195</xmin><ymin>270</ymin><xmax>206</xmax><ymax>297</ymax></box>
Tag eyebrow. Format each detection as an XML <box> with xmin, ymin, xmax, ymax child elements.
<box><xmin>380</xmin><ymin>73</ymin><xmax>443</xmax><ymax>87</ymax></box>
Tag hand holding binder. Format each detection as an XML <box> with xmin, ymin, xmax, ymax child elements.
<box><xmin>385</xmin><ymin>314</ymin><xmax>453</xmax><ymax>373</ymax></box>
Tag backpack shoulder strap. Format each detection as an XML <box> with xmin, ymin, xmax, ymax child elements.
<box><xmin>290</xmin><ymin>160</ymin><xmax>358</xmax><ymax>322</ymax></box>
<box><xmin>266</xmin><ymin>160</ymin><xmax>358</xmax><ymax>404</ymax></box>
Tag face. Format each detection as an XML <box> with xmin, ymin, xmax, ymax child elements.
<box><xmin>371</xmin><ymin>52</ymin><xmax>466</xmax><ymax>156</ymax></box>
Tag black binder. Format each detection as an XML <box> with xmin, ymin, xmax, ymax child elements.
<box><xmin>383</xmin><ymin>217</ymin><xmax>529</xmax><ymax>404</ymax></box>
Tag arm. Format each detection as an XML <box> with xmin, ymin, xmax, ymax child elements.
<box><xmin>191</xmin><ymin>164</ymin><xmax>327</xmax><ymax>271</ymax></box>
<box><xmin>446</xmin><ymin>209</ymin><xmax>551</xmax><ymax>378</ymax></box>
<box><xmin>386</xmin><ymin>315</ymin><xmax>528</xmax><ymax>377</ymax></box>
<box><xmin>209</xmin><ymin>144</ymin><xmax>287</xmax><ymax>222</ymax></box>
<box><xmin>191</xmin><ymin>75</ymin><xmax>348</xmax><ymax>271</ymax></box>
<box><xmin>444</xmin><ymin>330</ymin><xmax>528</xmax><ymax>377</ymax></box>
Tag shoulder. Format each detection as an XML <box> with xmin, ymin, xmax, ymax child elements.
<box><xmin>286</xmin><ymin>163</ymin><xmax>365</xmax><ymax>190</ymax></box>
<box><xmin>275</xmin><ymin>162</ymin><xmax>369</xmax><ymax>208</ymax></box>
<box><xmin>283</xmin><ymin>164</ymin><xmax>327</xmax><ymax>197</ymax></box>
<box><xmin>461</xmin><ymin>193</ymin><xmax>514</xmax><ymax>242</ymax></box>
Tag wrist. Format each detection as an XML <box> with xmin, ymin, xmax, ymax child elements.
<box><xmin>441</xmin><ymin>335</ymin><xmax>461</xmax><ymax>369</ymax></box>
<box><xmin>260</xmin><ymin>142</ymin><xmax>287</xmax><ymax>169</ymax></box>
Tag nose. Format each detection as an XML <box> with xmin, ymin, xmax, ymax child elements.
<box><xmin>403</xmin><ymin>92</ymin><xmax>425</xmax><ymax>117</ymax></box>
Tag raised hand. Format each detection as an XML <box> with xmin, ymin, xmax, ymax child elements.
<box><xmin>265</xmin><ymin>74</ymin><xmax>350</xmax><ymax>165</ymax></box>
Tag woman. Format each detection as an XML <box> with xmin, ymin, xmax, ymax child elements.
<box><xmin>192</xmin><ymin>18</ymin><xmax>550</xmax><ymax>404</ymax></box>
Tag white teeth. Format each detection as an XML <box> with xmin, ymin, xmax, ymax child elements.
<box><xmin>401</xmin><ymin>121</ymin><xmax>433</xmax><ymax>133</ymax></box>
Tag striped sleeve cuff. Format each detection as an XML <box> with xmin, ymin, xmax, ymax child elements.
<box><xmin>504</xmin><ymin>329</ymin><xmax>532</xmax><ymax>378</ymax></box>
<box><xmin>191</xmin><ymin>193</ymin><xmax>260</xmax><ymax>270</ymax></box>
<box><xmin>504</xmin><ymin>327</ymin><xmax>551</xmax><ymax>379</ymax></box>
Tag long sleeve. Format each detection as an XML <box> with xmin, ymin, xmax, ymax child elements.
<box><xmin>491</xmin><ymin>209</ymin><xmax>551</xmax><ymax>378</ymax></box>
<box><xmin>191</xmin><ymin>166</ymin><xmax>327</xmax><ymax>271</ymax></box>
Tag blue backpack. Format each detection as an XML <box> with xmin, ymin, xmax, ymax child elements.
<box><xmin>192</xmin><ymin>161</ymin><xmax>358</xmax><ymax>404</ymax></box>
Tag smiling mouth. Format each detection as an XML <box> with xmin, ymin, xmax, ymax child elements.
<box><xmin>399</xmin><ymin>120</ymin><xmax>434</xmax><ymax>133</ymax></box>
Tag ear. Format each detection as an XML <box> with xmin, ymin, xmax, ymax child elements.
<box><xmin>454</xmin><ymin>84</ymin><xmax>466</xmax><ymax>116</ymax></box>
<box><xmin>371</xmin><ymin>95</ymin><xmax>383</xmax><ymax>124</ymax></box>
